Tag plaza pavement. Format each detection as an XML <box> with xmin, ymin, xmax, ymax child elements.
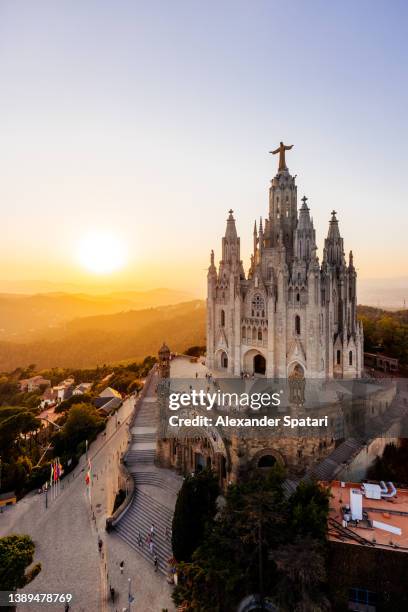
<box><xmin>0</xmin><ymin>394</ymin><xmax>175</xmax><ymax>612</ymax></box>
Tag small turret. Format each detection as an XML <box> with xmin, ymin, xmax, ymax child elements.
<box><xmin>158</xmin><ymin>342</ymin><xmax>171</xmax><ymax>379</ymax></box>
<box><xmin>348</xmin><ymin>250</ymin><xmax>355</xmax><ymax>271</ymax></box>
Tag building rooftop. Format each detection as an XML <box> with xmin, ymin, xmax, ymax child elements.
<box><xmin>327</xmin><ymin>480</ymin><xmax>408</xmax><ymax>552</ymax></box>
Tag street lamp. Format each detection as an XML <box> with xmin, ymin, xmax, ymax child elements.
<box><xmin>127</xmin><ymin>577</ymin><xmax>134</xmax><ymax>610</ymax></box>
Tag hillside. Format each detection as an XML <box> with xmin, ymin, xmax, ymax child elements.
<box><xmin>0</xmin><ymin>288</ymin><xmax>192</xmax><ymax>340</ymax></box>
<box><xmin>0</xmin><ymin>300</ymin><xmax>405</xmax><ymax>372</ymax></box>
<box><xmin>358</xmin><ymin>305</ymin><xmax>408</xmax><ymax>365</ymax></box>
<box><xmin>0</xmin><ymin>300</ymin><xmax>206</xmax><ymax>370</ymax></box>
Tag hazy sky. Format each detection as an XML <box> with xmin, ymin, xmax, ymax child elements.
<box><xmin>0</xmin><ymin>1</ymin><xmax>407</xmax><ymax>295</ymax></box>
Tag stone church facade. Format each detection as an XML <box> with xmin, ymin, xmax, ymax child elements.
<box><xmin>155</xmin><ymin>147</ymin><xmax>368</xmax><ymax>485</ymax></box>
<box><xmin>206</xmin><ymin>145</ymin><xmax>364</xmax><ymax>380</ymax></box>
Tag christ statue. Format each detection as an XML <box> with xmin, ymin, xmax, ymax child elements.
<box><xmin>270</xmin><ymin>142</ymin><xmax>293</xmax><ymax>172</ymax></box>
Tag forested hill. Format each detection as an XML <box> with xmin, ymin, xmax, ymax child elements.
<box><xmin>358</xmin><ymin>306</ymin><xmax>408</xmax><ymax>366</ymax></box>
<box><xmin>0</xmin><ymin>301</ymin><xmax>405</xmax><ymax>371</ymax></box>
<box><xmin>0</xmin><ymin>300</ymin><xmax>206</xmax><ymax>370</ymax></box>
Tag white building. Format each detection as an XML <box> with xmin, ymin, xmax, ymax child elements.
<box><xmin>206</xmin><ymin>144</ymin><xmax>363</xmax><ymax>379</ymax></box>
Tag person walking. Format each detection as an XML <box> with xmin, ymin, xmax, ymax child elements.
<box><xmin>154</xmin><ymin>554</ymin><xmax>158</xmax><ymax>572</ymax></box>
<box><xmin>119</xmin><ymin>560</ymin><xmax>124</xmax><ymax>574</ymax></box>
<box><xmin>110</xmin><ymin>586</ymin><xmax>115</xmax><ymax>602</ymax></box>
<box><xmin>150</xmin><ymin>523</ymin><xmax>155</xmax><ymax>538</ymax></box>
<box><xmin>138</xmin><ymin>531</ymin><xmax>142</xmax><ymax>547</ymax></box>
<box><xmin>149</xmin><ymin>540</ymin><xmax>154</xmax><ymax>555</ymax></box>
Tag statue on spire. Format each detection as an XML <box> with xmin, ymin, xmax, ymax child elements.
<box><xmin>270</xmin><ymin>141</ymin><xmax>294</xmax><ymax>172</ymax></box>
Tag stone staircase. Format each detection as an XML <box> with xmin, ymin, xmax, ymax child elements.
<box><xmin>114</xmin><ymin>375</ymin><xmax>182</xmax><ymax>575</ymax></box>
<box><xmin>115</xmin><ymin>488</ymin><xmax>173</xmax><ymax>574</ymax></box>
<box><xmin>126</xmin><ymin>448</ymin><xmax>156</xmax><ymax>464</ymax></box>
<box><xmin>307</xmin><ymin>437</ymin><xmax>364</xmax><ymax>480</ymax></box>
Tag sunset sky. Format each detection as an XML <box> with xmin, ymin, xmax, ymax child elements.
<box><xmin>0</xmin><ymin>1</ymin><xmax>407</xmax><ymax>296</ymax></box>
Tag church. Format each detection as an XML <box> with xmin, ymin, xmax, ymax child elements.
<box><xmin>206</xmin><ymin>143</ymin><xmax>364</xmax><ymax>380</ymax></box>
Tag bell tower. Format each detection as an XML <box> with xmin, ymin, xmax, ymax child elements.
<box><xmin>266</xmin><ymin>142</ymin><xmax>298</xmax><ymax>262</ymax></box>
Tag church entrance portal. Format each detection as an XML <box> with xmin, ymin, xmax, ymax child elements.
<box><xmin>220</xmin><ymin>351</ymin><xmax>228</xmax><ymax>369</ymax></box>
<box><xmin>254</xmin><ymin>354</ymin><xmax>266</xmax><ymax>375</ymax></box>
<box><xmin>258</xmin><ymin>454</ymin><xmax>276</xmax><ymax>468</ymax></box>
<box><xmin>195</xmin><ymin>453</ymin><xmax>206</xmax><ymax>472</ymax></box>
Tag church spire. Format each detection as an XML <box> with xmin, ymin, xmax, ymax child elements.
<box><xmin>323</xmin><ymin>210</ymin><xmax>345</xmax><ymax>266</ymax></box>
<box><xmin>221</xmin><ymin>209</ymin><xmax>241</xmax><ymax>265</ymax></box>
<box><xmin>225</xmin><ymin>209</ymin><xmax>238</xmax><ymax>240</ymax></box>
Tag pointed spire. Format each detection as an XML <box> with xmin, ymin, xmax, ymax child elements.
<box><xmin>225</xmin><ymin>209</ymin><xmax>237</xmax><ymax>240</ymax></box>
<box><xmin>298</xmin><ymin>195</ymin><xmax>312</xmax><ymax>230</ymax></box>
<box><xmin>208</xmin><ymin>248</ymin><xmax>216</xmax><ymax>276</ymax></box>
<box><xmin>253</xmin><ymin>219</ymin><xmax>257</xmax><ymax>235</ymax></box>
<box><xmin>301</xmin><ymin>195</ymin><xmax>309</xmax><ymax>210</ymax></box>
<box><xmin>324</xmin><ymin>210</ymin><xmax>345</xmax><ymax>266</ymax></box>
<box><xmin>327</xmin><ymin>210</ymin><xmax>340</xmax><ymax>239</ymax></box>
<box><xmin>348</xmin><ymin>250</ymin><xmax>354</xmax><ymax>269</ymax></box>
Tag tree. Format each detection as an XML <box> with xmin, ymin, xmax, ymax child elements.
<box><xmin>185</xmin><ymin>346</ymin><xmax>206</xmax><ymax>357</ymax></box>
<box><xmin>54</xmin><ymin>393</ymin><xmax>93</xmax><ymax>414</ymax></box>
<box><xmin>172</xmin><ymin>469</ymin><xmax>219</xmax><ymax>562</ymax></box>
<box><xmin>287</xmin><ymin>480</ymin><xmax>331</xmax><ymax>541</ymax></box>
<box><xmin>53</xmin><ymin>403</ymin><xmax>104</xmax><ymax>456</ymax></box>
<box><xmin>270</xmin><ymin>536</ymin><xmax>330</xmax><ymax>612</ymax></box>
<box><xmin>173</xmin><ymin>468</ymin><xmax>287</xmax><ymax>610</ymax></box>
<box><xmin>173</xmin><ymin>472</ymin><xmax>331</xmax><ymax>612</ymax></box>
<box><xmin>0</xmin><ymin>534</ymin><xmax>41</xmax><ymax>591</ymax></box>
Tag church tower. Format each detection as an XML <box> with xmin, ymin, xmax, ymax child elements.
<box><xmin>206</xmin><ymin>145</ymin><xmax>364</xmax><ymax>379</ymax></box>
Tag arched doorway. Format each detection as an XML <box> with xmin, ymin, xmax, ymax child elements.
<box><xmin>220</xmin><ymin>351</ymin><xmax>228</xmax><ymax>369</ymax></box>
<box><xmin>258</xmin><ymin>454</ymin><xmax>276</xmax><ymax>468</ymax></box>
<box><xmin>195</xmin><ymin>453</ymin><xmax>206</xmax><ymax>472</ymax></box>
<box><xmin>254</xmin><ymin>354</ymin><xmax>266</xmax><ymax>375</ymax></box>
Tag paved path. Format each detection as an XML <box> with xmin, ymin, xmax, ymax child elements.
<box><xmin>0</xmin><ymin>392</ymin><xmax>175</xmax><ymax>611</ymax></box>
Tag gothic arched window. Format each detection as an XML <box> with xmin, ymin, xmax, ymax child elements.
<box><xmin>336</xmin><ymin>350</ymin><xmax>341</xmax><ymax>365</ymax></box>
<box><xmin>349</xmin><ymin>351</ymin><xmax>353</xmax><ymax>366</ymax></box>
<box><xmin>220</xmin><ymin>309</ymin><xmax>225</xmax><ymax>327</ymax></box>
<box><xmin>258</xmin><ymin>329</ymin><xmax>262</xmax><ymax>341</ymax></box>
<box><xmin>251</xmin><ymin>294</ymin><xmax>265</xmax><ymax>318</ymax></box>
<box><xmin>295</xmin><ymin>315</ymin><xmax>301</xmax><ymax>335</ymax></box>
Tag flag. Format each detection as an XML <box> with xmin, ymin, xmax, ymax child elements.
<box><xmin>50</xmin><ymin>462</ymin><xmax>54</xmax><ymax>486</ymax></box>
<box><xmin>53</xmin><ymin>460</ymin><xmax>58</xmax><ymax>482</ymax></box>
<box><xmin>85</xmin><ymin>458</ymin><xmax>92</xmax><ymax>486</ymax></box>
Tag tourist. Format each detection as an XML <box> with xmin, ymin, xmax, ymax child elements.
<box><xmin>119</xmin><ymin>560</ymin><xmax>124</xmax><ymax>574</ymax></box>
<box><xmin>149</xmin><ymin>540</ymin><xmax>154</xmax><ymax>554</ymax></box>
<box><xmin>138</xmin><ymin>531</ymin><xmax>142</xmax><ymax>547</ymax></box>
<box><xmin>154</xmin><ymin>555</ymin><xmax>158</xmax><ymax>572</ymax></box>
<box><xmin>150</xmin><ymin>523</ymin><xmax>155</xmax><ymax>537</ymax></box>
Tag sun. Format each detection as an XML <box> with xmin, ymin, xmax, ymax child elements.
<box><xmin>76</xmin><ymin>230</ymin><xmax>127</xmax><ymax>275</ymax></box>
